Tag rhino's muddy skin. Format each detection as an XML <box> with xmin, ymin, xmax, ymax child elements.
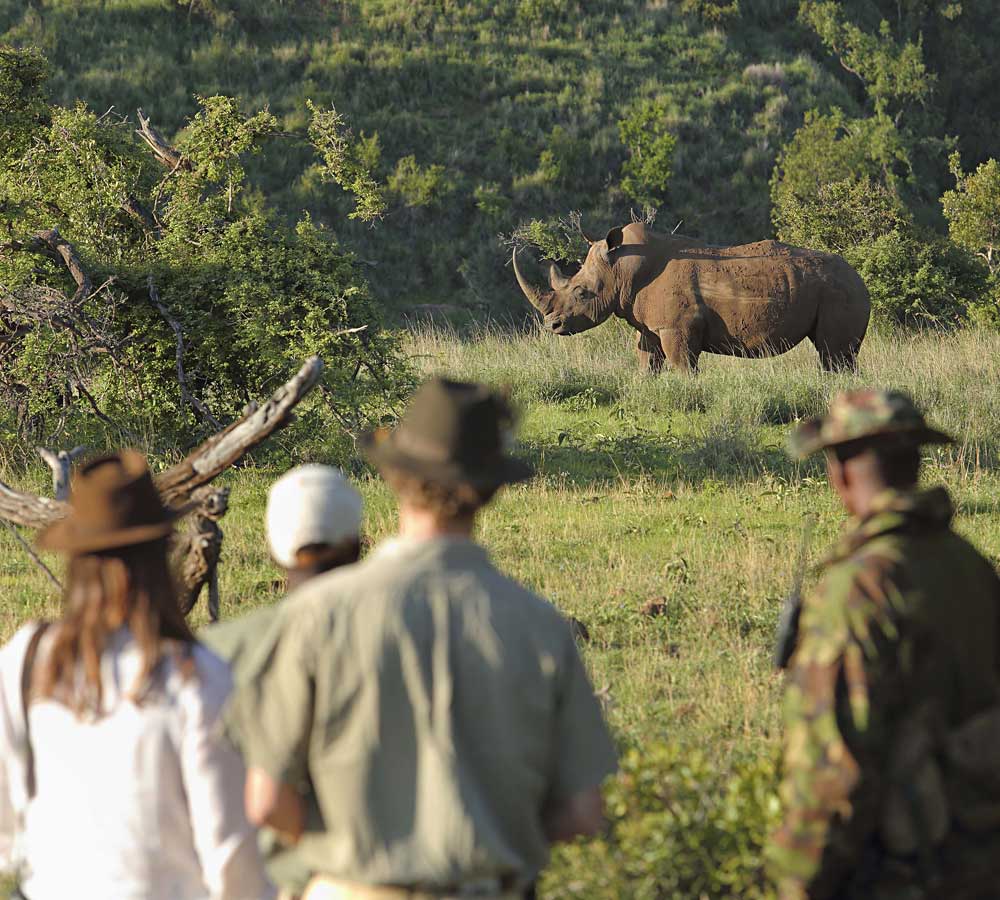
<box><xmin>514</xmin><ymin>222</ymin><xmax>871</xmax><ymax>373</ymax></box>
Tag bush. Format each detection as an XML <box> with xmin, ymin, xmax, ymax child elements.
<box><xmin>0</xmin><ymin>48</ymin><xmax>410</xmax><ymax>453</ymax></box>
<box><xmin>773</xmin><ymin>174</ymin><xmax>989</xmax><ymax>327</ymax></box>
<box><xmin>850</xmin><ymin>230</ymin><xmax>990</xmax><ymax>328</ymax></box>
<box><xmin>388</xmin><ymin>155</ymin><xmax>452</xmax><ymax>208</ymax></box>
<box><xmin>542</xmin><ymin>742</ymin><xmax>780</xmax><ymax>899</ymax></box>
<box><xmin>618</xmin><ymin>99</ymin><xmax>677</xmax><ymax>207</ymax></box>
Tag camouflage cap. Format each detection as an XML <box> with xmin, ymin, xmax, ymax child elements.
<box><xmin>788</xmin><ymin>389</ymin><xmax>953</xmax><ymax>458</ymax></box>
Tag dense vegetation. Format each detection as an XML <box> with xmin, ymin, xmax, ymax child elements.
<box><xmin>0</xmin><ymin>43</ymin><xmax>410</xmax><ymax>456</ymax></box>
<box><xmin>3</xmin><ymin>0</ymin><xmax>998</xmax><ymax>325</ymax></box>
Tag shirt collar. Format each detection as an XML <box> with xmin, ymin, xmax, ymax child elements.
<box><xmin>369</xmin><ymin>534</ymin><xmax>492</xmax><ymax>567</ymax></box>
<box><xmin>824</xmin><ymin>486</ymin><xmax>954</xmax><ymax>566</ymax></box>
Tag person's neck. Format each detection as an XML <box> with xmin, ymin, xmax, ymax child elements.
<box><xmin>397</xmin><ymin>505</ymin><xmax>476</xmax><ymax>542</ymax></box>
<box><xmin>849</xmin><ymin>482</ymin><xmax>913</xmax><ymax>520</ymax></box>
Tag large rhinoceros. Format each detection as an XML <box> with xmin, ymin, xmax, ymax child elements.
<box><xmin>513</xmin><ymin>222</ymin><xmax>871</xmax><ymax>372</ymax></box>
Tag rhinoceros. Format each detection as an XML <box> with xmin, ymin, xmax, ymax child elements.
<box><xmin>513</xmin><ymin>222</ymin><xmax>871</xmax><ymax>372</ymax></box>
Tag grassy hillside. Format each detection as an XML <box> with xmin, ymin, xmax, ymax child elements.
<box><xmin>4</xmin><ymin>325</ymin><xmax>1000</xmax><ymax>894</ymax></box>
<box><xmin>0</xmin><ymin>0</ymin><xmax>919</xmax><ymax>317</ymax></box>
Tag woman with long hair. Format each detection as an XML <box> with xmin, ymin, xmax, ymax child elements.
<box><xmin>0</xmin><ymin>452</ymin><xmax>274</xmax><ymax>899</ymax></box>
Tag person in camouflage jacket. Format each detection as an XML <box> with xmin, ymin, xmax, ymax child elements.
<box><xmin>766</xmin><ymin>389</ymin><xmax>1000</xmax><ymax>899</ymax></box>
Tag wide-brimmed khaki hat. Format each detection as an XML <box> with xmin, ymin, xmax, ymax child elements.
<box><xmin>37</xmin><ymin>451</ymin><xmax>177</xmax><ymax>555</ymax></box>
<box><xmin>788</xmin><ymin>389</ymin><xmax>953</xmax><ymax>459</ymax></box>
<box><xmin>362</xmin><ymin>378</ymin><xmax>533</xmax><ymax>490</ymax></box>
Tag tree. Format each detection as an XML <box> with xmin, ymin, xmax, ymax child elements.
<box><xmin>798</xmin><ymin>1</ymin><xmax>935</xmax><ymax>124</ymax></box>
<box><xmin>618</xmin><ymin>99</ymin><xmax>677</xmax><ymax>207</ymax></box>
<box><xmin>0</xmin><ymin>47</ymin><xmax>409</xmax><ymax>458</ymax></box>
<box><xmin>941</xmin><ymin>153</ymin><xmax>1000</xmax><ymax>277</ymax></box>
<box><xmin>770</xmin><ymin>108</ymin><xmax>910</xmax><ymax>236</ymax></box>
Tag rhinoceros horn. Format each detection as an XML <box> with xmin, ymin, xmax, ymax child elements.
<box><xmin>513</xmin><ymin>248</ymin><xmax>552</xmax><ymax>314</ymax></box>
<box><xmin>549</xmin><ymin>263</ymin><xmax>570</xmax><ymax>291</ymax></box>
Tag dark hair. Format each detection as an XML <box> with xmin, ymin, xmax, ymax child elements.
<box><xmin>293</xmin><ymin>538</ymin><xmax>362</xmax><ymax>572</ymax></box>
<box><xmin>832</xmin><ymin>439</ymin><xmax>921</xmax><ymax>489</ymax></box>
<box><xmin>380</xmin><ymin>466</ymin><xmax>498</xmax><ymax>521</ymax></box>
<box><xmin>37</xmin><ymin>537</ymin><xmax>195</xmax><ymax>717</ymax></box>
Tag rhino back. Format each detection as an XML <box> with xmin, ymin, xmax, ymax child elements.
<box><xmin>629</xmin><ymin>240</ymin><xmax>865</xmax><ymax>356</ymax></box>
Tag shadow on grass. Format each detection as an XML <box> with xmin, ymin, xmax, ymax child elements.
<box><xmin>518</xmin><ymin>431</ymin><xmax>801</xmax><ymax>489</ymax></box>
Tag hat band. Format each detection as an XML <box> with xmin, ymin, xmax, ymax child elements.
<box><xmin>393</xmin><ymin>428</ymin><xmax>492</xmax><ymax>465</ymax></box>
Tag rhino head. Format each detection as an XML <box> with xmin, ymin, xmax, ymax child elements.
<box><xmin>513</xmin><ymin>226</ymin><xmax>625</xmax><ymax>335</ymax></box>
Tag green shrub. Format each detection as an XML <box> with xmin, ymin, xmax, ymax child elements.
<box><xmin>773</xmin><ymin>174</ymin><xmax>989</xmax><ymax>327</ymax></box>
<box><xmin>618</xmin><ymin>99</ymin><xmax>677</xmax><ymax>207</ymax></box>
<box><xmin>542</xmin><ymin>742</ymin><xmax>780</xmax><ymax>900</ymax></box>
<box><xmin>538</xmin><ymin>125</ymin><xmax>589</xmax><ymax>189</ymax></box>
<box><xmin>388</xmin><ymin>155</ymin><xmax>451</xmax><ymax>208</ymax></box>
<box><xmin>0</xmin><ymin>48</ymin><xmax>410</xmax><ymax>452</ymax></box>
<box><xmin>941</xmin><ymin>152</ymin><xmax>1000</xmax><ymax>279</ymax></box>
<box><xmin>849</xmin><ymin>230</ymin><xmax>990</xmax><ymax>328</ymax></box>
<box><xmin>508</xmin><ymin>214</ymin><xmax>589</xmax><ymax>265</ymax></box>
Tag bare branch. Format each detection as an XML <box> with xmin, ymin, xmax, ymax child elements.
<box><xmin>147</xmin><ymin>277</ymin><xmax>223</xmax><ymax>431</ymax></box>
<box><xmin>30</xmin><ymin>228</ymin><xmax>91</xmax><ymax>304</ymax></box>
<box><xmin>1</xmin><ymin>521</ymin><xmax>62</xmax><ymax>592</ymax></box>
<box><xmin>135</xmin><ymin>109</ymin><xmax>191</xmax><ymax>172</ymax></box>
<box><xmin>37</xmin><ymin>446</ymin><xmax>88</xmax><ymax>501</ymax></box>
<box><xmin>0</xmin><ymin>356</ymin><xmax>323</xmax><ymax>529</ymax></box>
<box><xmin>0</xmin><ymin>481</ymin><xmax>66</xmax><ymax>529</ymax></box>
<box><xmin>156</xmin><ymin>355</ymin><xmax>324</xmax><ymax>507</ymax></box>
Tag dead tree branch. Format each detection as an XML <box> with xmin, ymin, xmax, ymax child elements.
<box><xmin>37</xmin><ymin>446</ymin><xmax>88</xmax><ymax>501</ymax></box>
<box><xmin>147</xmin><ymin>277</ymin><xmax>223</xmax><ymax>431</ymax></box>
<box><xmin>156</xmin><ymin>355</ymin><xmax>324</xmax><ymax>506</ymax></box>
<box><xmin>0</xmin><ymin>483</ymin><xmax>66</xmax><ymax>530</ymax></box>
<box><xmin>0</xmin><ymin>355</ymin><xmax>323</xmax><ymax>528</ymax></box>
<box><xmin>2</xmin><ymin>521</ymin><xmax>62</xmax><ymax>591</ymax></box>
<box><xmin>26</xmin><ymin>228</ymin><xmax>91</xmax><ymax>303</ymax></box>
<box><xmin>136</xmin><ymin>109</ymin><xmax>191</xmax><ymax>172</ymax></box>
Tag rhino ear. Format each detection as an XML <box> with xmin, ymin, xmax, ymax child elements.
<box><xmin>604</xmin><ymin>226</ymin><xmax>624</xmax><ymax>253</ymax></box>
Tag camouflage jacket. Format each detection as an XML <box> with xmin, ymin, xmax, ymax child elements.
<box><xmin>767</xmin><ymin>487</ymin><xmax>1000</xmax><ymax>900</ymax></box>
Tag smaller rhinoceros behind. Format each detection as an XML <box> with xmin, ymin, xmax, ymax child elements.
<box><xmin>513</xmin><ymin>222</ymin><xmax>870</xmax><ymax>373</ymax></box>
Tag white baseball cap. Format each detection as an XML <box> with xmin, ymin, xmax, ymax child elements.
<box><xmin>266</xmin><ymin>465</ymin><xmax>363</xmax><ymax>568</ymax></box>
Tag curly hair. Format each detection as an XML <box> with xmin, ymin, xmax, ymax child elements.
<box><xmin>380</xmin><ymin>467</ymin><xmax>498</xmax><ymax>521</ymax></box>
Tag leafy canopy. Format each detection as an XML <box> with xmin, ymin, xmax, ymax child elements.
<box><xmin>0</xmin><ymin>47</ymin><xmax>409</xmax><ymax>458</ymax></box>
<box><xmin>941</xmin><ymin>153</ymin><xmax>1000</xmax><ymax>277</ymax></box>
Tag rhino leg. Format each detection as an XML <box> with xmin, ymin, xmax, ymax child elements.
<box><xmin>636</xmin><ymin>331</ymin><xmax>666</xmax><ymax>374</ymax></box>
<box><xmin>657</xmin><ymin>327</ymin><xmax>702</xmax><ymax>374</ymax></box>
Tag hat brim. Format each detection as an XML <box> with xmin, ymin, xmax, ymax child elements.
<box><xmin>37</xmin><ymin>517</ymin><xmax>177</xmax><ymax>555</ymax></box>
<box><xmin>788</xmin><ymin>419</ymin><xmax>954</xmax><ymax>459</ymax></box>
<box><xmin>361</xmin><ymin>428</ymin><xmax>533</xmax><ymax>490</ymax></box>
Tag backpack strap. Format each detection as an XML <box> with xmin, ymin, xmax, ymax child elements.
<box><xmin>20</xmin><ymin>622</ymin><xmax>50</xmax><ymax>801</ymax></box>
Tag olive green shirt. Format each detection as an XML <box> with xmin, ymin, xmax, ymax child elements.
<box><xmin>201</xmin><ymin>604</ymin><xmax>319</xmax><ymax>894</ymax></box>
<box><xmin>236</xmin><ymin>536</ymin><xmax>617</xmax><ymax>889</ymax></box>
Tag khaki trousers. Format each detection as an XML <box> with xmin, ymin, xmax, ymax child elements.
<box><xmin>302</xmin><ymin>876</ymin><xmax>520</xmax><ymax>900</ymax></box>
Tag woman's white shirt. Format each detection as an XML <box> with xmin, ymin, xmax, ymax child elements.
<box><xmin>0</xmin><ymin>623</ymin><xmax>275</xmax><ymax>900</ymax></box>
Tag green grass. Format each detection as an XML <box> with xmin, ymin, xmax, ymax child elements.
<box><xmin>4</xmin><ymin>323</ymin><xmax>1000</xmax><ymax>894</ymax></box>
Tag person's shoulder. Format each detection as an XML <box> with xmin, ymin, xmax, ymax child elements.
<box><xmin>478</xmin><ymin>561</ymin><xmax>576</xmax><ymax>642</ymax></box>
<box><xmin>170</xmin><ymin>641</ymin><xmax>234</xmax><ymax>724</ymax></box>
<box><xmin>199</xmin><ymin>605</ymin><xmax>280</xmax><ymax>667</ymax></box>
<box><xmin>0</xmin><ymin>621</ymin><xmax>44</xmax><ymax>664</ymax></box>
<box><xmin>807</xmin><ymin>551</ymin><xmax>901</xmax><ymax>646</ymax></box>
<box><xmin>0</xmin><ymin>621</ymin><xmax>45</xmax><ymax>698</ymax></box>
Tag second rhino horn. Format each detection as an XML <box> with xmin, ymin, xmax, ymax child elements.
<box><xmin>549</xmin><ymin>263</ymin><xmax>571</xmax><ymax>291</ymax></box>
